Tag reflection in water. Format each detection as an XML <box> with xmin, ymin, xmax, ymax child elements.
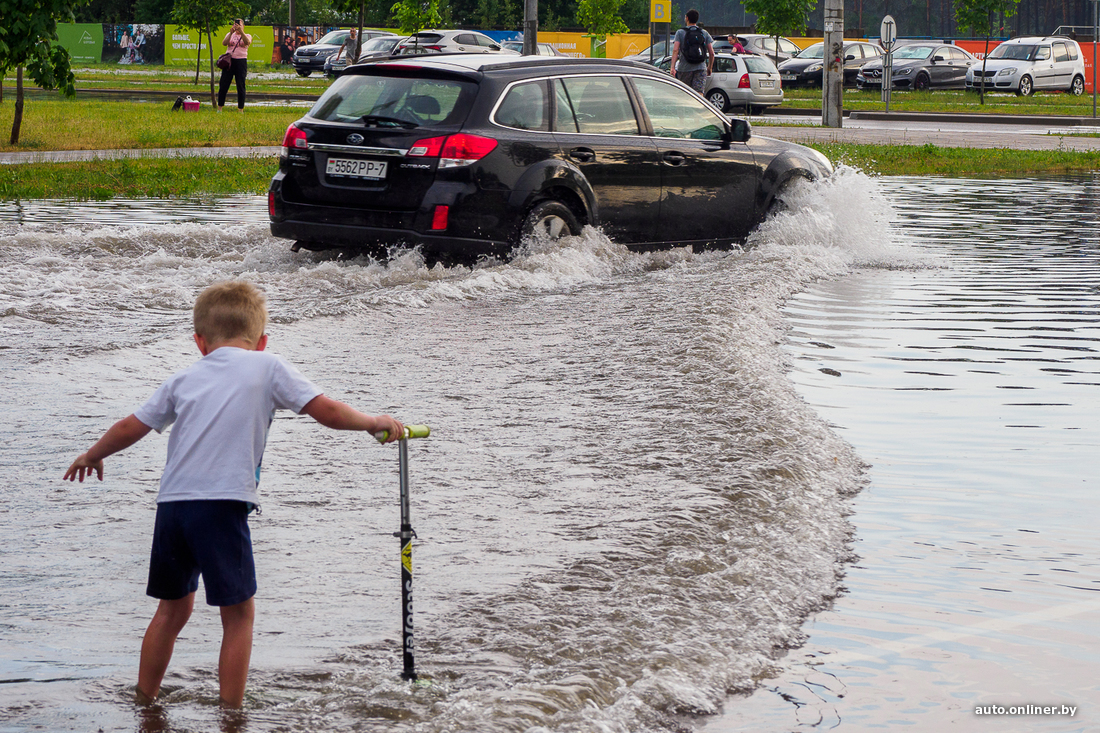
<box><xmin>2</xmin><ymin>172</ymin><xmax>1098</xmax><ymax>733</ymax></box>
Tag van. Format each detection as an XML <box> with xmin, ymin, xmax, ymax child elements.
<box><xmin>965</xmin><ymin>36</ymin><xmax>1086</xmax><ymax>96</ymax></box>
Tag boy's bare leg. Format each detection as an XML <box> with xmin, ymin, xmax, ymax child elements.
<box><xmin>218</xmin><ymin>597</ymin><xmax>255</xmax><ymax>708</ymax></box>
<box><xmin>138</xmin><ymin>594</ymin><xmax>195</xmax><ymax>702</ymax></box>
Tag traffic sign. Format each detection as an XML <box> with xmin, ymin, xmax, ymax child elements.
<box><xmin>880</xmin><ymin>15</ymin><xmax>897</xmax><ymax>49</ymax></box>
<box><xmin>651</xmin><ymin>0</ymin><xmax>671</xmax><ymax>22</ymax></box>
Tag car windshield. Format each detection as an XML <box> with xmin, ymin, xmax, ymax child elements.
<box><xmin>317</xmin><ymin>30</ymin><xmax>348</xmax><ymax>46</ymax></box>
<box><xmin>310</xmin><ymin>74</ymin><xmax>475</xmax><ymax>128</ymax></box>
<box><xmin>360</xmin><ymin>36</ymin><xmax>397</xmax><ymax>53</ymax></box>
<box><xmin>894</xmin><ymin>45</ymin><xmax>935</xmax><ymax>60</ymax></box>
<box><xmin>989</xmin><ymin>43</ymin><xmax>1039</xmax><ymax>60</ymax></box>
<box><xmin>796</xmin><ymin>43</ymin><xmax>825</xmax><ymax>59</ymax></box>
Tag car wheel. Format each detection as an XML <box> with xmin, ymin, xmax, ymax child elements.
<box><xmin>706</xmin><ymin>89</ymin><xmax>729</xmax><ymax>112</ymax></box>
<box><xmin>1017</xmin><ymin>75</ymin><xmax>1033</xmax><ymax>96</ymax></box>
<box><xmin>914</xmin><ymin>72</ymin><xmax>930</xmax><ymax>91</ymax></box>
<box><xmin>1071</xmin><ymin>75</ymin><xmax>1085</xmax><ymax>96</ymax></box>
<box><xmin>520</xmin><ymin>200</ymin><xmax>580</xmax><ymax>243</ymax></box>
<box><xmin>296</xmin><ymin>69</ymin><xmax>311</xmax><ymax>77</ymax></box>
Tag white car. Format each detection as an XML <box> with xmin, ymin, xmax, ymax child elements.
<box><xmin>393</xmin><ymin>30</ymin><xmax>511</xmax><ymax>55</ymax></box>
<box><xmin>656</xmin><ymin>53</ymin><xmax>783</xmax><ymax>113</ymax></box>
<box><xmin>966</xmin><ymin>36</ymin><xmax>1086</xmax><ymax>96</ymax></box>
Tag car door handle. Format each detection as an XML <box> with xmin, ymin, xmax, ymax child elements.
<box><xmin>662</xmin><ymin>151</ymin><xmax>687</xmax><ymax>165</ymax></box>
<box><xmin>569</xmin><ymin>148</ymin><xmax>596</xmax><ymax>162</ymax></box>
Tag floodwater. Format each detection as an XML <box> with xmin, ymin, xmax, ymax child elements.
<box><xmin>0</xmin><ymin>170</ymin><xmax>1096</xmax><ymax>733</ymax></box>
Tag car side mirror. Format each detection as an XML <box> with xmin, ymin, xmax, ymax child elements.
<box><xmin>726</xmin><ymin>118</ymin><xmax>752</xmax><ymax>143</ymax></box>
<box><xmin>933</xmin><ymin>55</ymin><xmax>944</xmax><ymax>62</ymax></box>
<box><xmin>490</xmin><ymin>44</ymin><xmax>500</xmax><ymax>51</ymax></box>
<box><xmin>845</xmin><ymin>54</ymin><xmax>856</xmax><ymax>60</ymax></box>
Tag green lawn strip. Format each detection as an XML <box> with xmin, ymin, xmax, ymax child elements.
<box><xmin>782</xmin><ymin>88</ymin><xmax>1098</xmax><ymax>116</ymax></box>
<box><xmin>0</xmin><ymin>100</ymin><xmax>302</xmax><ymax>152</ymax></box>
<box><xmin>0</xmin><ymin>155</ymin><xmax>278</xmax><ymax>200</ymax></box>
<box><xmin>809</xmin><ymin>141</ymin><xmax>1100</xmax><ymax>176</ymax></box>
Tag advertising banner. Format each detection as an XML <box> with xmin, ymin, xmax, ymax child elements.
<box><xmin>163</xmin><ymin>25</ymin><xmax>272</xmax><ymax>67</ymax></box>
<box><xmin>55</xmin><ymin>24</ymin><xmax>104</xmax><ymax>64</ymax></box>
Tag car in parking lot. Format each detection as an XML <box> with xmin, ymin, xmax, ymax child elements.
<box><xmin>325</xmin><ymin>33</ymin><xmax>399</xmax><ymax>77</ymax></box>
<box><xmin>856</xmin><ymin>42</ymin><xmax>976</xmax><ymax>90</ymax></box>
<box><xmin>393</xmin><ymin>30</ymin><xmax>513</xmax><ymax>55</ymax></box>
<box><xmin>965</xmin><ymin>36</ymin><xmax>1086</xmax><ymax>96</ymax></box>
<box><xmin>739</xmin><ymin>34</ymin><xmax>802</xmax><ymax>64</ymax></box>
<box><xmin>292</xmin><ymin>29</ymin><xmax>393</xmax><ymax>77</ymax></box>
<box><xmin>778</xmin><ymin>41</ymin><xmax>883</xmax><ymax>87</ymax></box>
<box><xmin>501</xmin><ymin>40</ymin><xmax>568</xmax><ymax>56</ymax></box>
<box><xmin>622</xmin><ymin>39</ymin><xmax>674</xmax><ymax>65</ymax></box>
<box><xmin>655</xmin><ymin>53</ymin><xmax>783</xmax><ymax>113</ymax></box>
<box><xmin>268</xmin><ymin>55</ymin><xmax>832</xmax><ymax>263</ymax></box>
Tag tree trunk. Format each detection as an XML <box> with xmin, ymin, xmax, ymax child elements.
<box><xmin>208</xmin><ymin>27</ymin><xmax>217</xmax><ymax>108</ymax></box>
<box><xmin>195</xmin><ymin>38</ymin><xmax>202</xmax><ymax>84</ymax></box>
<box><xmin>10</xmin><ymin>67</ymin><xmax>24</xmax><ymax>145</ymax></box>
<box><xmin>357</xmin><ymin>2</ymin><xmax>365</xmax><ymax>60</ymax></box>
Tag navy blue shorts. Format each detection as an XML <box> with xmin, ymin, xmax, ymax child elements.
<box><xmin>147</xmin><ymin>500</ymin><xmax>257</xmax><ymax>607</ymax></box>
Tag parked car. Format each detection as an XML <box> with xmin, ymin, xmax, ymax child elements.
<box><xmin>856</xmin><ymin>43</ymin><xmax>976</xmax><ymax>91</ymax></box>
<box><xmin>501</xmin><ymin>41</ymin><xmax>568</xmax><ymax>56</ymax></box>
<box><xmin>778</xmin><ymin>41</ymin><xmax>883</xmax><ymax>87</ymax></box>
<box><xmin>293</xmin><ymin>29</ymin><xmax>393</xmax><ymax>77</ymax></box>
<box><xmin>739</xmin><ymin>34</ymin><xmax>802</xmax><ymax>64</ymax></box>
<box><xmin>965</xmin><ymin>36</ymin><xmax>1086</xmax><ymax>96</ymax></box>
<box><xmin>268</xmin><ymin>56</ymin><xmax>832</xmax><ymax>263</ymax></box>
<box><xmin>393</xmin><ymin>30</ymin><xmax>510</xmax><ymax>54</ymax></box>
<box><xmin>655</xmin><ymin>53</ymin><xmax>783</xmax><ymax>113</ymax></box>
<box><xmin>325</xmin><ymin>33</ymin><xmax>398</xmax><ymax>77</ymax></box>
<box><xmin>622</xmin><ymin>39</ymin><xmax>674</xmax><ymax>65</ymax></box>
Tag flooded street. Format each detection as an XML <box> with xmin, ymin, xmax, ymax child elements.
<box><xmin>1</xmin><ymin>171</ymin><xmax>1097</xmax><ymax>732</ymax></box>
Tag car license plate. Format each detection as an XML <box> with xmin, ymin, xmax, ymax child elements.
<box><xmin>761</xmin><ymin>80</ymin><xmax>776</xmax><ymax>88</ymax></box>
<box><xmin>780</xmin><ymin>74</ymin><xmax>795</xmax><ymax>82</ymax></box>
<box><xmin>326</xmin><ymin>157</ymin><xmax>388</xmax><ymax>179</ymax></box>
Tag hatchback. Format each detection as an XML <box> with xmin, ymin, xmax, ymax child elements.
<box><xmin>778</xmin><ymin>41</ymin><xmax>882</xmax><ymax>87</ymax></box>
<box><xmin>965</xmin><ymin>36</ymin><xmax>1086</xmax><ymax>96</ymax></box>
<box><xmin>393</xmin><ymin>30</ymin><xmax>511</xmax><ymax>55</ymax></box>
<box><xmin>502</xmin><ymin>41</ymin><xmax>568</xmax><ymax>56</ymax></box>
<box><xmin>656</xmin><ymin>53</ymin><xmax>783</xmax><ymax>113</ymax></box>
<box><xmin>268</xmin><ymin>55</ymin><xmax>832</xmax><ymax>262</ymax></box>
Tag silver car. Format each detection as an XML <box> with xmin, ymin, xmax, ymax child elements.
<box><xmin>393</xmin><ymin>30</ymin><xmax>511</xmax><ymax>55</ymax></box>
<box><xmin>325</xmin><ymin>33</ymin><xmax>398</xmax><ymax>76</ymax></box>
<box><xmin>965</xmin><ymin>36</ymin><xmax>1086</xmax><ymax>96</ymax></box>
<box><xmin>657</xmin><ymin>53</ymin><xmax>783</xmax><ymax>113</ymax></box>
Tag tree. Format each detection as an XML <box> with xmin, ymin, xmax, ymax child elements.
<box><xmin>0</xmin><ymin>0</ymin><xmax>80</xmax><ymax>144</ymax></box>
<box><xmin>743</xmin><ymin>0</ymin><xmax>816</xmax><ymax>66</ymax></box>
<box><xmin>390</xmin><ymin>0</ymin><xmax>441</xmax><ymax>36</ymax></box>
<box><xmin>576</xmin><ymin>0</ymin><xmax>628</xmax><ymax>57</ymax></box>
<box><xmin>955</xmin><ymin>0</ymin><xmax>1021</xmax><ymax>105</ymax></box>
<box><xmin>171</xmin><ymin>0</ymin><xmax>247</xmax><ymax>107</ymax></box>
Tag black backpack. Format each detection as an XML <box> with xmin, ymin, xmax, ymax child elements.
<box><xmin>681</xmin><ymin>25</ymin><xmax>706</xmax><ymax>64</ymax></box>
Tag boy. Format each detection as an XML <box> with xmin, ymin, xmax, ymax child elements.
<box><xmin>63</xmin><ymin>280</ymin><xmax>404</xmax><ymax>708</ymax></box>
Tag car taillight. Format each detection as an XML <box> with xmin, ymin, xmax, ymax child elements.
<box><xmin>407</xmin><ymin>133</ymin><xmax>498</xmax><ymax>168</ymax></box>
<box><xmin>281</xmin><ymin>124</ymin><xmax>307</xmax><ymax>155</ymax></box>
<box><xmin>738</xmin><ymin>73</ymin><xmax>751</xmax><ymax>89</ymax></box>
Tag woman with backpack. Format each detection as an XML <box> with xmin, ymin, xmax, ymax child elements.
<box><xmin>669</xmin><ymin>9</ymin><xmax>714</xmax><ymax>94</ymax></box>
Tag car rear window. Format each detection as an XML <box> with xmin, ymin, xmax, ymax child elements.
<box><xmin>309</xmin><ymin>74</ymin><xmax>475</xmax><ymax>128</ymax></box>
<box><xmin>744</xmin><ymin>56</ymin><xmax>775</xmax><ymax>74</ymax></box>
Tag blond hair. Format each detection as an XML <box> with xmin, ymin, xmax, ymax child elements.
<box><xmin>193</xmin><ymin>280</ymin><xmax>267</xmax><ymax>345</ymax></box>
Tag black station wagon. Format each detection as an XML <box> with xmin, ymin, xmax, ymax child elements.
<box><xmin>268</xmin><ymin>55</ymin><xmax>832</xmax><ymax>261</ymax></box>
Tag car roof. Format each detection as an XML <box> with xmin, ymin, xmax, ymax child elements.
<box><xmin>1001</xmin><ymin>35</ymin><xmax>1076</xmax><ymax>45</ymax></box>
<box><xmin>358</xmin><ymin>54</ymin><xmax>662</xmax><ymax>77</ymax></box>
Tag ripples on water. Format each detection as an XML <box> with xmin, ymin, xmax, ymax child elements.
<box><xmin>3</xmin><ymin>167</ymin><xmax>914</xmax><ymax>733</ymax></box>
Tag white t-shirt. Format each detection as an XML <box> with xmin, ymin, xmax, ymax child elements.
<box><xmin>134</xmin><ymin>347</ymin><xmax>323</xmax><ymax>504</ymax></box>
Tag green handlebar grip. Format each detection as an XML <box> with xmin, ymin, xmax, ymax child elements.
<box><xmin>375</xmin><ymin>425</ymin><xmax>431</xmax><ymax>443</ymax></box>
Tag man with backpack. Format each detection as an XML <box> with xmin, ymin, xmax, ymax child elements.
<box><xmin>669</xmin><ymin>9</ymin><xmax>715</xmax><ymax>94</ymax></box>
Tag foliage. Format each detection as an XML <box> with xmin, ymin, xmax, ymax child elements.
<box><xmin>576</xmin><ymin>0</ymin><xmax>627</xmax><ymax>40</ymax></box>
<box><xmin>744</xmin><ymin>0</ymin><xmax>814</xmax><ymax>64</ymax></box>
<box><xmin>390</xmin><ymin>0</ymin><xmax>441</xmax><ymax>34</ymax></box>
<box><xmin>954</xmin><ymin>0</ymin><xmax>1022</xmax><ymax>104</ymax></box>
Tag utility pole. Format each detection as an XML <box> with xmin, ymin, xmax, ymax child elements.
<box><xmin>523</xmin><ymin>0</ymin><xmax>538</xmax><ymax>54</ymax></box>
<box><xmin>823</xmin><ymin>0</ymin><xmax>844</xmax><ymax>127</ymax></box>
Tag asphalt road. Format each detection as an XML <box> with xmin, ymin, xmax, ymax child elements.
<box><xmin>3</xmin><ymin>112</ymin><xmax>1100</xmax><ymax>164</ymax></box>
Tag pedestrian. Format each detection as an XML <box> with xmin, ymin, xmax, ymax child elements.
<box><xmin>218</xmin><ymin>19</ymin><xmax>252</xmax><ymax>112</ymax></box>
<box><xmin>668</xmin><ymin>9</ymin><xmax>715</xmax><ymax>95</ymax></box>
<box><xmin>63</xmin><ymin>280</ymin><xmax>405</xmax><ymax>709</ymax></box>
<box><xmin>729</xmin><ymin>35</ymin><xmax>746</xmax><ymax>54</ymax></box>
<box><xmin>336</xmin><ymin>28</ymin><xmax>359</xmax><ymax>64</ymax></box>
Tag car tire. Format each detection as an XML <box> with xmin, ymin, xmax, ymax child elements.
<box><xmin>1017</xmin><ymin>75</ymin><xmax>1033</xmax><ymax>96</ymax></box>
<box><xmin>520</xmin><ymin>200</ymin><xmax>580</xmax><ymax>243</ymax></box>
<box><xmin>1071</xmin><ymin>75</ymin><xmax>1085</xmax><ymax>96</ymax></box>
<box><xmin>706</xmin><ymin>89</ymin><xmax>730</xmax><ymax>112</ymax></box>
<box><xmin>296</xmin><ymin>70</ymin><xmax>311</xmax><ymax>77</ymax></box>
<box><xmin>914</xmin><ymin>72</ymin><xmax>931</xmax><ymax>91</ymax></box>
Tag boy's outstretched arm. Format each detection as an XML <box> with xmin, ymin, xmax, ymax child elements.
<box><xmin>64</xmin><ymin>414</ymin><xmax>153</xmax><ymax>482</ymax></box>
<box><xmin>301</xmin><ymin>395</ymin><xmax>404</xmax><ymax>442</ymax></box>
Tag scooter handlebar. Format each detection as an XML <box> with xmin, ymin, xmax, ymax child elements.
<box><xmin>375</xmin><ymin>425</ymin><xmax>431</xmax><ymax>443</ymax></box>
